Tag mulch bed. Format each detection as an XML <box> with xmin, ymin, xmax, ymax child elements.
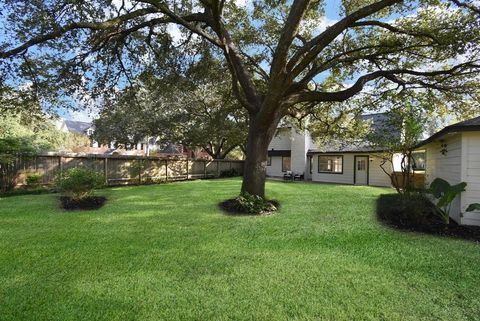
<box><xmin>219</xmin><ymin>199</ymin><xmax>279</xmax><ymax>216</ymax></box>
<box><xmin>377</xmin><ymin>194</ymin><xmax>480</xmax><ymax>242</ymax></box>
<box><xmin>60</xmin><ymin>196</ymin><xmax>107</xmax><ymax>211</ymax></box>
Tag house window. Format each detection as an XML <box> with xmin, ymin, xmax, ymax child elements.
<box><xmin>357</xmin><ymin>159</ymin><xmax>366</xmax><ymax>171</ymax></box>
<box><xmin>318</xmin><ymin>155</ymin><xmax>343</xmax><ymax>174</ymax></box>
<box><xmin>309</xmin><ymin>156</ymin><xmax>312</xmax><ymax>174</ymax></box>
<box><xmin>412</xmin><ymin>151</ymin><xmax>426</xmax><ymax>171</ymax></box>
<box><xmin>282</xmin><ymin>156</ymin><xmax>291</xmax><ymax>172</ymax></box>
<box><xmin>267</xmin><ymin>156</ymin><xmax>272</xmax><ymax>166</ymax></box>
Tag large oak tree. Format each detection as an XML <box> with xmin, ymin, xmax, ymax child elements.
<box><xmin>1</xmin><ymin>0</ymin><xmax>479</xmax><ymax>197</ymax></box>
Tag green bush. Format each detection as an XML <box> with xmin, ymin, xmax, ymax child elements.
<box><xmin>232</xmin><ymin>193</ymin><xmax>278</xmax><ymax>214</ymax></box>
<box><xmin>219</xmin><ymin>168</ymin><xmax>239</xmax><ymax>178</ymax></box>
<box><xmin>55</xmin><ymin>167</ymin><xmax>104</xmax><ymax>200</ymax></box>
<box><xmin>377</xmin><ymin>193</ymin><xmax>443</xmax><ymax>227</ymax></box>
<box><xmin>26</xmin><ymin>174</ymin><xmax>41</xmax><ymax>186</ymax></box>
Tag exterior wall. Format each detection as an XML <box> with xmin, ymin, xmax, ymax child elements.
<box><xmin>269</xmin><ymin>128</ymin><xmax>291</xmax><ymax>150</ymax></box>
<box><xmin>266</xmin><ymin>156</ymin><xmax>285</xmax><ymax>177</ymax></box>
<box><xmin>424</xmin><ymin>133</ymin><xmax>463</xmax><ymax>222</ymax></box>
<box><xmin>369</xmin><ymin>155</ymin><xmax>394</xmax><ymax>187</ymax></box>
<box><xmin>311</xmin><ymin>154</ymin><xmax>355</xmax><ymax>184</ymax></box>
<box><xmin>311</xmin><ymin>153</ymin><xmax>393</xmax><ymax>187</ymax></box>
<box><xmin>290</xmin><ymin>128</ymin><xmax>307</xmax><ymax>175</ymax></box>
<box><xmin>461</xmin><ymin>132</ymin><xmax>480</xmax><ymax>225</ymax></box>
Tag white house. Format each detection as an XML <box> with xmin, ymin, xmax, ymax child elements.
<box><xmin>266</xmin><ymin>114</ymin><xmax>480</xmax><ymax>226</ymax></box>
<box><xmin>266</xmin><ymin>113</ymin><xmax>400</xmax><ymax>187</ymax></box>
<box><xmin>55</xmin><ymin>118</ymin><xmax>162</xmax><ymax>155</ymax></box>
<box><xmin>415</xmin><ymin>116</ymin><xmax>480</xmax><ymax>226</ymax></box>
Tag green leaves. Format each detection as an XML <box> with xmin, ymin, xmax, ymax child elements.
<box><xmin>466</xmin><ymin>203</ymin><xmax>480</xmax><ymax>212</ymax></box>
<box><xmin>428</xmin><ymin>177</ymin><xmax>467</xmax><ymax>213</ymax></box>
<box><xmin>55</xmin><ymin>167</ymin><xmax>105</xmax><ymax>201</ymax></box>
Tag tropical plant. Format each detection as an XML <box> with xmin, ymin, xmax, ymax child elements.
<box><xmin>55</xmin><ymin>168</ymin><xmax>104</xmax><ymax>201</ymax></box>
<box><xmin>428</xmin><ymin>178</ymin><xmax>467</xmax><ymax>224</ymax></box>
<box><xmin>466</xmin><ymin>203</ymin><xmax>480</xmax><ymax>212</ymax></box>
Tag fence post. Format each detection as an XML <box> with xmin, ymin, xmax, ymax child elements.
<box><xmin>165</xmin><ymin>159</ymin><xmax>168</xmax><ymax>181</ymax></box>
<box><xmin>138</xmin><ymin>159</ymin><xmax>142</xmax><ymax>184</ymax></box>
<box><xmin>203</xmin><ymin>160</ymin><xmax>207</xmax><ymax>179</ymax></box>
<box><xmin>216</xmin><ymin>160</ymin><xmax>220</xmax><ymax>177</ymax></box>
<box><xmin>104</xmin><ymin>157</ymin><xmax>108</xmax><ymax>185</ymax></box>
<box><xmin>186</xmin><ymin>158</ymin><xmax>189</xmax><ymax>180</ymax></box>
<box><xmin>59</xmin><ymin>156</ymin><xmax>63</xmax><ymax>178</ymax></box>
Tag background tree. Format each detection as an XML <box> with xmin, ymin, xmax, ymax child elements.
<box><xmin>94</xmin><ymin>55</ymin><xmax>248</xmax><ymax>158</ymax></box>
<box><xmin>1</xmin><ymin>0</ymin><xmax>479</xmax><ymax>198</ymax></box>
<box><xmin>368</xmin><ymin>98</ymin><xmax>427</xmax><ymax>195</ymax></box>
<box><xmin>0</xmin><ymin>108</ymin><xmax>90</xmax><ymax>191</ymax></box>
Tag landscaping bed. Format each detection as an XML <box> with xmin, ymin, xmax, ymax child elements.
<box><xmin>377</xmin><ymin>193</ymin><xmax>480</xmax><ymax>242</ymax></box>
<box><xmin>59</xmin><ymin>196</ymin><xmax>107</xmax><ymax>211</ymax></box>
<box><xmin>219</xmin><ymin>198</ymin><xmax>279</xmax><ymax>216</ymax></box>
<box><xmin>219</xmin><ymin>193</ymin><xmax>279</xmax><ymax>215</ymax></box>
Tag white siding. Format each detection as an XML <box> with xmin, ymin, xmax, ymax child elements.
<box><xmin>369</xmin><ymin>155</ymin><xmax>394</xmax><ymax>187</ymax></box>
<box><xmin>311</xmin><ymin>154</ymin><xmax>355</xmax><ymax>184</ymax></box>
<box><xmin>461</xmin><ymin>132</ymin><xmax>480</xmax><ymax>225</ymax></box>
<box><xmin>268</xmin><ymin>128</ymin><xmax>291</xmax><ymax>150</ymax></box>
<box><xmin>310</xmin><ymin>153</ymin><xmax>393</xmax><ymax>187</ymax></box>
<box><xmin>266</xmin><ymin>156</ymin><xmax>285</xmax><ymax>177</ymax></box>
<box><xmin>424</xmin><ymin>133</ymin><xmax>463</xmax><ymax>222</ymax></box>
<box><xmin>291</xmin><ymin>129</ymin><xmax>307</xmax><ymax>174</ymax></box>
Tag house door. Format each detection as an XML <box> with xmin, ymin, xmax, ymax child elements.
<box><xmin>355</xmin><ymin>156</ymin><xmax>369</xmax><ymax>185</ymax></box>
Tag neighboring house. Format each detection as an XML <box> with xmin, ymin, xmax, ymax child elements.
<box><xmin>415</xmin><ymin>115</ymin><xmax>480</xmax><ymax>226</ymax></box>
<box><xmin>54</xmin><ymin>118</ymin><xmax>207</xmax><ymax>158</ymax></box>
<box><xmin>64</xmin><ymin>120</ymin><xmax>95</xmax><ymax>138</ymax></box>
<box><xmin>266</xmin><ymin>113</ymin><xmax>401</xmax><ymax>187</ymax></box>
<box><xmin>54</xmin><ymin>119</ymin><xmax>157</xmax><ymax>155</ymax></box>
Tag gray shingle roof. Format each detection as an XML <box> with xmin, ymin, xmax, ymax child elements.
<box><xmin>64</xmin><ymin>120</ymin><xmax>92</xmax><ymax>134</ymax></box>
<box><xmin>308</xmin><ymin>113</ymin><xmax>396</xmax><ymax>154</ymax></box>
<box><xmin>416</xmin><ymin>115</ymin><xmax>480</xmax><ymax>148</ymax></box>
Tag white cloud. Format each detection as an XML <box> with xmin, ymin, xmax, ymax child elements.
<box><xmin>166</xmin><ymin>24</ymin><xmax>183</xmax><ymax>45</ymax></box>
<box><xmin>299</xmin><ymin>15</ymin><xmax>339</xmax><ymax>39</ymax></box>
<box><xmin>312</xmin><ymin>16</ymin><xmax>338</xmax><ymax>34</ymax></box>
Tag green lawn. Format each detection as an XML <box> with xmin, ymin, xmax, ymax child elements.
<box><xmin>1</xmin><ymin>179</ymin><xmax>479</xmax><ymax>321</ymax></box>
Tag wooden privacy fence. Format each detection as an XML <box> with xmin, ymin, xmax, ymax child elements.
<box><xmin>391</xmin><ymin>172</ymin><xmax>426</xmax><ymax>190</ymax></box>
<box><xmin>3</xmin><ymin>154</ymin><xmax>244</xmax><ymax>189</ymax></box>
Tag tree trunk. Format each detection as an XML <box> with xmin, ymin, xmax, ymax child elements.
<box><xmin>240</xmin><ymin>116</ymin><xmax>279</xmax><ymax>198</ymax></box>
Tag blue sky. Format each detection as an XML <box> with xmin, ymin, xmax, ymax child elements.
<box><xmin>0</xmin><ymin>0</ymin><xmax>427</xmax><ymax>122</ymax></box>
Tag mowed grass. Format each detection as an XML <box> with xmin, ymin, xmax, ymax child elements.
<box><xmin>1</xmin><ymin>178</ymin><xmax>479</xmax><ymax>321</ymax></box>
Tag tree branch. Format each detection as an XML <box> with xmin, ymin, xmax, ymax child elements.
<box><xmin>0</xmin><ymin>8</ymin><xmax>159</xmax><ymax>58</ymax></box>
<box><xmin>287</xmin><ymin>0</ymin><xmax>402</xmax><ymax>78</ymax></box>
<box><xmin>286</xmin><ymin>62</ymin><xmax>480</xmax><ymax>104</ymax></box>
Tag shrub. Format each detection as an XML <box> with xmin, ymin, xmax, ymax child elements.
<box><xmin>219</xmin><ymin>168</ymin><xmax>239</xmax><ymax>178</ymax></box>
<box><xmin>26</xmin><ymin>174</ymin><xmax>41</xmax><ymax>186</ymax></box>
<box><xmin>55</xmin><ymin>167</ymin><xmax>104</xmax><ymax>200</ymax></box>
<box><xmin>231</xmin><ymin>193</ymin><xmax>278</xmax><ymax>214</ymax></box>
<box><xmin>377</xmin><ymin>193</ymin><xmax>443</xmax><ymax>227</ymax></box>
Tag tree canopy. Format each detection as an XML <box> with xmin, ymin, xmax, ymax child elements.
<box><xmin>93</xmin><ymin>54</ymin><xmax>248</xmax><ymax>158</ymax></box>
<box><xmin>1</xmin><ymin>0</ymin><xmax>479</xmax><ymax>197</ymax></box>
